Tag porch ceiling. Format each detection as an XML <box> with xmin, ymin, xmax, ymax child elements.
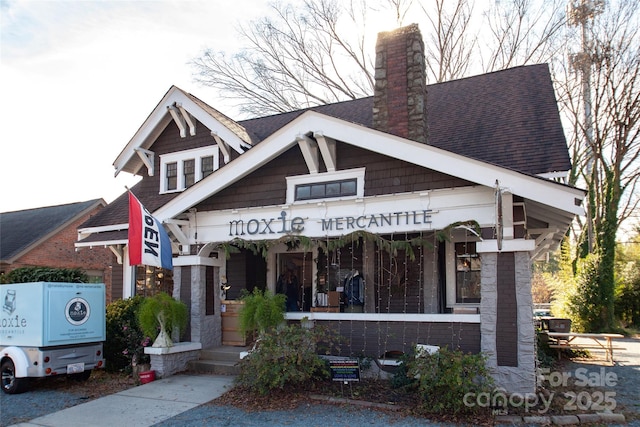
<box><xmin>524</xmin><ymin>199</ymin><xmax>577</xmax><ymax>260</ymax></box>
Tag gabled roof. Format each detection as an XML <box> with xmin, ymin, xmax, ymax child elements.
<box><xmin>80</xmin><ymin>64</ymin><xmax>580</xmax><ymax>239</ymax></box>
<box><xmin>1</xmin><ymin>199</ymin><xmax>105</xmax><ymax>263</ymax></box>
<box><xmin>113</xmin><ymin>86</ymin><xmax>254</xmax><ymax>176</ymax></box>
<box><xmin>156</xmin><ymin>111</ymin><xmax>584</xmax><ymax>221</ymax></box>
<box><xmin>114</xmin><ymin>64</ymin><xmax>570</xmax><ymax>180</ymax></box>
<box><xmin>238</xmin><ymin>63</ymin><xmax>571</xmax><ymax>177</ymax></box>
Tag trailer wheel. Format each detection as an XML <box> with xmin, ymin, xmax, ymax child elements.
<box><xmin>1</xmin><ymin>359</ymin><xmax>29</xmax><ymax>394</ymax></box>
<box><xmin>69</xmin><ymin>369</ymin><xmax>92</xmax><ymax>382</ymax></box>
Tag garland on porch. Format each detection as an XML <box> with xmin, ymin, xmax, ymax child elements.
<box><xmin>209</xmin><ymin>220</ymin><xmax>480</xmax><ymax>261</ymax></box>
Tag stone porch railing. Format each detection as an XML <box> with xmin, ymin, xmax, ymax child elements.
<box><xmin>144</xmin><ymin>342</ymin><xmax>202</xmax><ymax>378</ymax></box>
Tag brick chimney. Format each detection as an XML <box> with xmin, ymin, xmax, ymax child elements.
<box><xmin>372</xmin><ymin>24</ymin><xmax>428</xmax><ymax>144</ymax></box>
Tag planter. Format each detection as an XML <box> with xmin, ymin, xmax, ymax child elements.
<box><xmin>221</xmin><ymin>300</ymin><xmax>249</xmax><ymax>346</ymax></box>
<box><xmin>139</xmin><ymin>370</ymin><xmax>156</xmax><ymax>384</ymax></box>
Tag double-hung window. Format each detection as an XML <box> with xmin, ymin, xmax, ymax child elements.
<box><xmin>160</xmin><ymin>146</ymin><xmax>219</xmax><ymax>193</ymax></box>
<box><xmin>454</xmin><ymin>241</ymin><xmax>481</xmax><ymax>304</ymax></box>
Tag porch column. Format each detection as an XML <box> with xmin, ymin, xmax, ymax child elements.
<box><xmin>478</xmin><ymin>240</ymin><xmax>535</xmax><ymax>394</ymax></box>
<box><xmin>174</xmin><ymin>256</ymin><xmax>222</xmax><ymax>349</ymax></box>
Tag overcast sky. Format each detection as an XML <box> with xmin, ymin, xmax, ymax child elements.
<box><xmin>0</xmin><ymin>0</ymin><xmax>272</xmax><ymax>213</ymax></box>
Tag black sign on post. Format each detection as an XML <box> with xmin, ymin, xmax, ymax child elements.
<box><xmin>329</xmin><ymin>359</ymin><xmax>360</xmax><ymax>382</ymax></box>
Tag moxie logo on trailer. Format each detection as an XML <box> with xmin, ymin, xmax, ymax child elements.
<box><xmin>65</xmin><ymin>298</ymin><xmax>90</xmax><ymax>326</ymax></box>
<box><xmin>1</xmin><ymin>289</ymin><xmax>28</xmax><ymax>330</ymax></box>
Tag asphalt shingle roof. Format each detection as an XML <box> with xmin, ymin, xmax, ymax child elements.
<box><xmin>81</xmin><ymin>64</ymin><xmax>571</xmax><ymax>230</ymax></box>
<box><xmin>1</xmin><ymin>200</ymin><xmax>103</xmax><ymax>261</ymax></box>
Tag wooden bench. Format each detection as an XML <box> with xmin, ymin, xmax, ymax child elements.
<box><xmin>546</xmin><ymin>332</ymin><xmax>625</xmax><ymax>363</ymax></box>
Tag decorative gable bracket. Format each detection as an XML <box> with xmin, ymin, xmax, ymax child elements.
<box><xmin>168</xmin><ymin>103</ymin><xmax>196</xmax><ymax>138</ymax></box>
<box><xmin>134</xmin><ymin>147</ymin><xmax>155</xmax><ymax>176</ymax></box>
<box><xmin>296</xmin><ymin>132</ymin><xmax>337</xmax><ymax>174</ymax></box>
<box><xmin>314</xmin><ymin>132</ymin><xmax>336</xmax><ymax>172</ymax></box>
<box><xmin>165</xmin><ymin>219</ymin><xmax>190</xmax><ymax>245</ymax></box>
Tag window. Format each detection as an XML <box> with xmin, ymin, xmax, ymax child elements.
<box><xmin>183</xmin><ymin>159</ymin><xmax>195</xmax><ymax>187</ymax></box>
<box><xmin>286</xmin><ymin>168</ymin><xmax>365</xmax><ymax>204</ymax></box>
<box><xmin>160</xmin><ymin>146</ymin><xmax>219</xmax><ymax>193</ymax></box>
<box><xmin>84</xmin><ymin>270</ymin><xmax>104</xmax><ymax>284</ymax></box>
<box><xmin>202</xmin><ymin>156</ymin><xmax>214</xmax><ymax>178</ymax></box>
<box><xmin>295</xmin><ymin>179</ymin><xmax>357</xmax><ymax>201</ymax></box>
<box><xmin>135</xmin><ymin>266</ymin><xmax>173</xmax><ymax>297</ymax></box>
<box><xmin>455</xmin><ymin>242</ymin><xmax>481</xmax><ymax>303</ymax></box>
<box><xmin>166</xmin><ymin>162</ymin><xmax>177</xmax><ymax>191</ymax></box>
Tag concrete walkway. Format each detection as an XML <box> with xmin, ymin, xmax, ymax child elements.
<box><xmin>9</xmin><ymin>374</ymin><xmax>235</xmax><ymax>427</ymax></box>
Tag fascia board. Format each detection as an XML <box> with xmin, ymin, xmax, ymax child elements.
<box><xmin>75</xmin><ymin>239</ymin><xmax>128</xmax><ymax>248</ymax></box>
<box><xmin>156</xmin><ymin>111</ymin><xmax>585</xmax><ymax>220</ymax></box>
<box><xmin>173</xmin><ymin>95</ymin><xmax>248</xmax><ymax>153</ymax></box>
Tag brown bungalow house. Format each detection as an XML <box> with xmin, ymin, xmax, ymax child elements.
<box><xmin>76</xmin><ymin>25</ymin><xmax>584</xmax><ymax>393</ymax></box>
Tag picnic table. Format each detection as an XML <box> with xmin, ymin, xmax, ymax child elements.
<box><xmin>546</xmin><ymin>332</ymin><xmax>625</xmax><ymax>363</ymax></box>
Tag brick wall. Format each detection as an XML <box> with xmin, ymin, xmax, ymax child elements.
<box><xmin>6</xmin><ymin>207</ymin><xmax>117</xmax><ymax>303</ymax></box>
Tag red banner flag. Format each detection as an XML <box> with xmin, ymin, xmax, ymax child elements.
<box><xmin>128</xmin><ymin>191</ymin><xmax>173</xmax><ymax>270</ymax></box>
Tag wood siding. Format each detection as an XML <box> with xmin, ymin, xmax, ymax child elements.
<box><xmin>311</xmin><ymin>320</ymin><xmax>480</xmax><ymax>357</ymax></box>
<box><xmin>195</xmin><ymin>141</ymin><xmax>475</xmax><ymax>212</ymax></box>
<box><xmin>496</xmin><ymin>252</ymin><xmax>518</xmax><ymax>366</ymax></box>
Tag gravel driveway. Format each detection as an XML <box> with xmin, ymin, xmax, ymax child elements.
<box><xmin>2</xmin><ymin>337</ymin><xmax>638</xmax><ymax>427</ymax></box>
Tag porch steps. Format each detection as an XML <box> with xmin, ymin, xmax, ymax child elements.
<box><xmin>187</xmin><ymin>345</ymin><xmax>249</xmax><ymax>375</ymax></box>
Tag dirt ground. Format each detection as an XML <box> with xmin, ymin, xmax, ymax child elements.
<box><xmin>6</xmin><ymin>336</ymin><xmax>638</xmax><ymax>426</ymax></box>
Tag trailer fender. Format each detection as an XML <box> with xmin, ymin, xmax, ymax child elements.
<box><xmin>1</xmin><ymin>347</ymin><xmax>30</xmax><ymax>378</ymax></box>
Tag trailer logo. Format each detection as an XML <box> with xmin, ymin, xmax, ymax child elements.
<box><xmin>65</xmin><ymin>298</ymin><xmax>90</xmax><ymax>325</ymax></box>
<box><xmin>3</xmin><ymin>289</ymin><xmax>16</xmax><ymax>315</ymax></box>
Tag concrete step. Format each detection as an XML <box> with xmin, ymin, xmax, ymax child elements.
<box><xmin>188</xmin><ymin>359</ymin><xmax>240</xmax><ymax>375</ymax></box>
<box><xmin>199</xmin><ymin>345</ymin><xmax>249</xmax><ymax>363</ymax></box>
<box><xmin>187</xmin><ymin>345</ymin><xmax>249</xmax><ymax>375</ymax></box>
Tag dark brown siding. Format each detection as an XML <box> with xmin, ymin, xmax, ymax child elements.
<box><xmin>225</xmin><ymin>249</ymin><xmax>267</xmax><ymax>299</ymax></box>
<box><xmin>111</xmin><ymin>264</ymin><xmax>123</xmax><ymax>302</ymax></box>
<box><xmin>496</xmin><ymin>252</ymin><xmax>518</xmax><ymax>366</ymax></box>
<box><xmin>196</xmin><ymin>142</ymin><xmax>474</xmax><ymax>211</ymax></box>
<box><xmin>206</xmin><ymin>265</ymin><xmax>215</xmax><ymax>315</ymax></box>
<box><xmin>180</xmin><ymin>266</ymin><xmax>192</xmax><ymax>341</ymax></box>
<box><xmin>311</xmin><ymin>320</ymin><xmax>480</xmax><ymax>357</ymax></box>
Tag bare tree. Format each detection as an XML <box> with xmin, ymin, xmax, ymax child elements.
<box><xmin>191</xmin><ymin>0</ymin><xmax>376</xmax><ymax>117</ymax></box>
<box><xmin>554</xmin><ymin>0</ymin><xmax>640</xmax><ymax>330</ymax></box>
<box><xmin>418</xmin><ymin>0</ymin><xmax>477</xmax><ymax>83</ymax></box>
<box><xmin>481</xmin><ymin>0</ymin><xmax>566</xmax><ymax>72</ymax></box>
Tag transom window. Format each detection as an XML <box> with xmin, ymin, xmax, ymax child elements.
<box><xmin>295</xmin><ymin>179</ymin><xmax>357</xmax><ymax>201</ymax></box>
<box><xmin>286</xmin><ymin>168</ymin><xmax>365</xmax><ymax>204</ymax></box>
<box><xmin>160</xmin><ymin>146</ymin><xmax>219</xmax><ymax>193</ymax></box>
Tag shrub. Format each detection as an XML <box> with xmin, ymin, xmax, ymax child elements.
<box><xmin>569</xmin><ymin>254</ymin><xmax>606</xmax><ymax>332</ymax></box>
<box><xmin>615</xmin><ymin>261</ymin><xmax>640</xmax><ymax>329</ymax></box>
<box><xmin>238</xmin><ymin>288</ymin><xmax>286</xmax><ymax>338</ymax></box>
<box><xmin>105</xmin><ymin>296</ymin><xmax>150</xmax><ymax>372</ymax></box>
<box><xmin>404</xmin><ymin>347</ymin><xmax>493</xmax><ymax>415</ymax></box>
<box><xmin>3</xmin><ymin>266</ymin><xmax>89</xmax><ymax>283</ymax></box>
<box><xmin>236</xmin><ymin>322</ymin><xmax>340</xmax><ymax>395</ymax></box>
<box><xmin>137</xmin><ymin>292</ymin><xmax>188</xmax><ymax>347</ymax></box>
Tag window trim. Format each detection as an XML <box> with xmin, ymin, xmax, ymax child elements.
<box><xmin>160</xmin><ymin>146</ymin><xmax>219</xmax><ymax>193</ymax></box>
<box><xmin>285</xmin><ymin>168</ymin><xmax>365</xmax><ymax>204</ymax></box>
<box><xmin>445</xmin><ymin>238</ymin><xmax>481</xmax><ymax>309</ymax></box>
